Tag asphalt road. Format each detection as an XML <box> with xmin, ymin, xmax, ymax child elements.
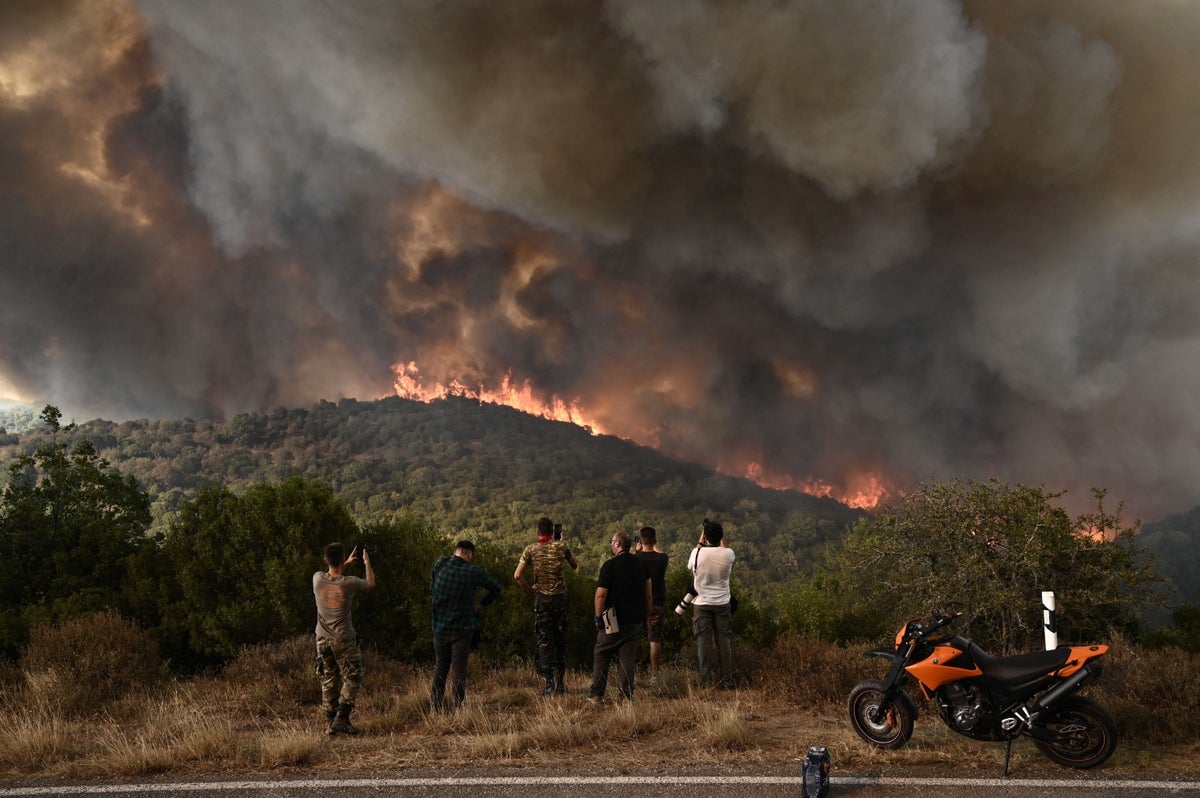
<box><xmin>3</xmin><ymin>771</ymin><xmax>1200</xmax><ymax>798</ymax></box>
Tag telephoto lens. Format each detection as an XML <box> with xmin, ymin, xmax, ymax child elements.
<box><xmin>674</xmin><ymin>590</ymin><xmax>698</xmax><ymax>616</ymax></box>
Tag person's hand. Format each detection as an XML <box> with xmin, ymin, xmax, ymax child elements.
<box><xmin>361</xmin><ymin>549</ymin><xmax>371</xmax><ymax>565</ymax></box>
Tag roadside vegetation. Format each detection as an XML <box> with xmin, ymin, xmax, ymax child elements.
<box><xmin>2</xmin><ymin>403</ymin><xmax>1199</xmax><ymax>782</ymax></box>
<box><xmin>1</xmin><ymin>615</ymin><xmax>1198</xmax><ymax>782</ymax></box>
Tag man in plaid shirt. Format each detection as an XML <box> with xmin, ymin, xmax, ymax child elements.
<box><xmin>430</xmin><ymin>540</ymin><xmax>502</xmax><ymax>711</ymax></box>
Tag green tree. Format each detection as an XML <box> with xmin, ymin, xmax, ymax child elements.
<box><xmin>1142</xmin><ymin>604</ymin><xmax>1200</xmax><ymax>652</ymax></box>
<box><xmin>0</xmin><ymin>406</ymin><xmax>152</xmax><ymax>657</ymax></box>
<box><xmin>150</xmin><ymin>476</ymin><xmax>357</xmax><ymax>666</ymax></box>
<box><xmin>349</xmin><ymin>515</ymin><xmax>456</xmax><ymax>662</ymax></box>
<box><xmin>789</xmin><ymin>478</ymin><xmax>1162</xmax><ymax>651</ymax></box>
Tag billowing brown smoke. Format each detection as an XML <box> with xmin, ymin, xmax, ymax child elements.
<box><xmin>3</xmin><ymin>0</ymin><xmax>1199</xmax><ymax>518</ymax></box>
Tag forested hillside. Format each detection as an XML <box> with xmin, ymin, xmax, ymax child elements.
<box><xmin>1140</xmin><ymin>508</ymin><xmax>1200</xmax><ymax>605</ymax></box>
<box><xmin>1</xmin><ymin>401</ymin><xmax>1186</xmax><ymax>673</ymax></box>
<box><xmin>0</xmin><ymin>396</ymin><xmax>863</xmax><ymax>591</ymax></box>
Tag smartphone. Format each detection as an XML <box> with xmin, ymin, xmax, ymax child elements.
<box><xmin>553</xmin><ymin>523</ymin><xmax>563</xmax><ymax>541</ymax></box>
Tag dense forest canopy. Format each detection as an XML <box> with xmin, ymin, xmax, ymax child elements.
<box><xmin>0</xmin><ymin>396</ymin><xmax>863</xmax><ymax>592</ymax></box>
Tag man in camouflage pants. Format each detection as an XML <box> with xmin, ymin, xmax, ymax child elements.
<box><xmin>314</xmin><ymin>542</ymin><xmax>375</xmax><ymax>735</ymax></box>
<box><xmin>514</xmin><ymin>517</ymin><xmax>579</xmax><ymax>695</ymax></box>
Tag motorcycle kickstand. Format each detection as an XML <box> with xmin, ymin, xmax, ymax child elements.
<box><xmin>1002</xmin><ymin>736</ymin><xmax>1013</xmax><ymax>777</ymax></box>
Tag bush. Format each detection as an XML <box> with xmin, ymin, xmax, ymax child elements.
<box><xmin>1095</xmin><ymin>636</ymin><xmax>1200</xmax><ymax>744</ymax></box>
<box><xmin>218</xmin><ymin>635</ymin><xmax>321</xmax><ymax>717</ymax></box>
<box><xmin>753</xmin><ymin>633</ymin><xmax>878</xmax><ymax>708</ymax></box>
<box><xmin>19</xmin><ymin>610</ymin><xmax>164</xmax><ymax>718</ymax></box>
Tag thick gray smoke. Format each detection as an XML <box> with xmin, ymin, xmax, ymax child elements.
<box><xmin>3</xmin><ymin>0</ymin><xmax>1199</xmax><ymax>518</ymax></box>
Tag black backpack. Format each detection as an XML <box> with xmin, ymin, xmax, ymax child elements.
<box><xmin>801</xmin><ymin>746</ymin><xmax>830</xmax><ymax>798</ymax></box>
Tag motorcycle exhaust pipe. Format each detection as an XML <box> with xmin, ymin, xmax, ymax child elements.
<box><xmin>1031</xmin><ymin>659</ymin><xmax>1101</xmax><ymax>716</ymax></box>
<box><xmin>1004</xmin><ymin>660</ymin><xmax>1101</xmax><ymax>731</ymax></box>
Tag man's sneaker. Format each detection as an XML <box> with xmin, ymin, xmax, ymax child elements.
<box><xmin>586</xmin><ymin>695</ymin><xmax>605</xmax><ymax>705</ymax></box>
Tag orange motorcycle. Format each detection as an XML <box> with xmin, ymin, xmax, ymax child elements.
<box><xmin>848</xmin><ymin>612</ymin><xmax>1116</xmax><ymax>773</ymax></box>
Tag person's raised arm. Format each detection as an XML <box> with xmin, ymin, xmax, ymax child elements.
<box><xmin>362</xmin><ymin>549</ymin><xmax>376</xmax><ymax>590</ymax></box>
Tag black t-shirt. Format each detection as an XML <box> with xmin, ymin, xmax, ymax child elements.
<box><xmin>634</xmin><ymin>550</ymin><xmax>669</xmax><ymax>605</ymax></box>
<box><xmin>597</xmin><ymin>551</ymin><xmax>649</xmax><ymax>626</ymax></box>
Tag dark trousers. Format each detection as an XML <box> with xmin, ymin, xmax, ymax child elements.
<box><xmin>589</xmin><ymin>624</ymin><xmax>643</xmax><ymax>700</ymax></box>
<box><xmin>431</xmin><ymin>630</ymin><xmax>472</xmax><ymax>710</ymax></box>
<box><xmin>693</xmin><ymin>602</ymin><xmax>733</xmax><ymax>687</ymax></box>
<box><xmin>534</xmin><ymin>592</ymin><xmax>569</xmax><ymax>681</ymax></box>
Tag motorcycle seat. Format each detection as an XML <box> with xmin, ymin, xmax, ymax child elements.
<box><xmin>968</xmin><ymin>643</ymin><xmax>1071</xmax><ymax>685</ymax></box>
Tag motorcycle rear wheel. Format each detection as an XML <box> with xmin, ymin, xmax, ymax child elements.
<box><xmin>1033</xmin><ymin>696</ymin><xmax>1118</xmax><ymax>769</ymax></box>
<box><xmin>848</xmin><ymin>679</ymin><xmax>914</xmax><ymax>749</ymax></box>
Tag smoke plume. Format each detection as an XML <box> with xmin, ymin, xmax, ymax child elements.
<box><xmin>3</xmin><ymin>0</ymin><xmax>1200</xmax><ymax>518</ymax></box>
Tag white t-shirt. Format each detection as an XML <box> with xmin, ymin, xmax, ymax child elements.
<box><xmin>687</xmin><ymin>545</ymin><xmax>735</xmax><ymax>606</ymax></box>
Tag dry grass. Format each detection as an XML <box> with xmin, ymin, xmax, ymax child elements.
<box><xmin>1</xmin><ymin>632</ymin><xmax>1198</xmax><ymax>782</ymax></box>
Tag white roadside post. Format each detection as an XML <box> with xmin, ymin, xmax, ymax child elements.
<box><xmin>1042</xmin><ymin>590</ymin><xmax>1058</xmax><ymax>650</ymax></box>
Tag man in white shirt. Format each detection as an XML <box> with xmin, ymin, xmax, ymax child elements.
<box><xmin>687</xmin><ymin>519</ymin><xmax>735</xmax><ymax>689</ymax></box>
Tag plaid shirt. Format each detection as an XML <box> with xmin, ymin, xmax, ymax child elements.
<box><xmin>431</xmin><ymin>554</ymin><xmax>502</xmax><ymax>635</ymax></box>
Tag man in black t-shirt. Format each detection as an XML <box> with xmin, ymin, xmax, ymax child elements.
<box><xmin>634</xmin><ymin>526</ymin><xmax>669</xmax><ymax>681</ymax></box>
<box><xmin>588</xmin><ymin>530</ymin><xmax>651</xmax><ymax>703</ymax></box>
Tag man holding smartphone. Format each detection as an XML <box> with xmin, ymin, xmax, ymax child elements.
<box><xmin>313</xmin><ymin>542</ymin><xmax>375</xmax><ymax>735</ymax></box>
<box><xmin>514</xmin><ymin>517</ymin><xmax>579</xmax><ymax>695</ymax></box>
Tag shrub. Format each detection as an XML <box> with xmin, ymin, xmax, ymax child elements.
<box><xmin>753</xmin><ymin>633</ymin><xmax>877</xmax><ymax>708</ymax></box>
<box><xmin>218</xmin><ymin>635</ymin><xmax>320</xmax><ymax>716</ymax></box>
<box><xmin>1095</xmin><ymin>636</ymin><xmax>1200</xmax><ymax>743</ymax></box>
<box><xmin>19</xmin><ymin>610</ymin><xmax>164</xmax><ymax>718</ymax></box>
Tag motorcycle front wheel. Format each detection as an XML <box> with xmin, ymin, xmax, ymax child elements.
<box><xmin>848</xmin><ymin>679</ymin><xmax>914</xmax><ymax>749</ymax></box>
<box><xmin>1033</xmin><ymin>696</ymin><xmax>1118</xmax><ymax>769</ymax></box>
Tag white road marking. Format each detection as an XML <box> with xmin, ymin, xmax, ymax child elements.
<box><xmin>2</xmin><ymin>774</ymin><xmax>1200</xmax><ymax>795</ymax></box>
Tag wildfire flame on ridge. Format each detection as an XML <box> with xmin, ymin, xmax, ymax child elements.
<box><xmin>393</xmin><ymin>362</ymin><xmax>606</xmax><ymax>433</ymax></box>
<box><xmin>393</xmin><ymin>362</ymin><xmax>888</xmax><ymax>509</ymax></box>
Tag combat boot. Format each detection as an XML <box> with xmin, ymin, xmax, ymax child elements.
<box><xmin>323</xmin><ymin>708</ymin><xmax>338</xmax><ymax>736</ymax></box>
<box><xmin>330</xmin><ymin>703</ymin><xmax>360</xmax><ymax>735</ymax></box>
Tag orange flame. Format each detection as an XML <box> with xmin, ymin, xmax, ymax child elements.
<box><xmin>742</xmin><ymin>462</ymin><xmax>890</xmax><ymax>509</ymax></box>
<box><xmin>393</xmin><ymin>362</ymin><xmax>607</xmax><ymax>434</ymax></box>
<box><xmin>394</xmin><ymin>362</ymin><xmax>890</xmax><ymax>510</ymax></box>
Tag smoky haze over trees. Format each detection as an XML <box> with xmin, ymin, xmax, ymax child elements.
<box><xmin>3</xmin><ymin>2</ymin><xmax>1200</xmax><ymax>522</ymax></box>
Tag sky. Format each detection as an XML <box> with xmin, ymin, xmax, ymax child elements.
<box><xmin>2</xmin><ymin>0</ymin><xmax>1199</xmax><ymax>520</ymax></box>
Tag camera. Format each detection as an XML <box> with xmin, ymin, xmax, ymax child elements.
<box><xmin>553</xmin><ymin>523</ymin><xmax>562</xmax><ymax>541</ymax></box>
<box><xmin>674</xmin><ymin>589</ymin><xmax>698</xmax><ymax>616</ymax></box>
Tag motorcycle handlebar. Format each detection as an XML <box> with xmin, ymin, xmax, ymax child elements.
<box><xmin>919</xmin><ymin>612</ymin><xmax>962</xmax><ymax>635</ymax></box>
